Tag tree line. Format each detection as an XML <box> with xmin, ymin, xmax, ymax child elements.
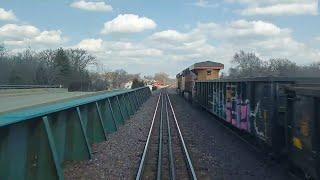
<box><xmin>227</xmin><ymin>51</ymin><xmax>320</xmax><ymax>78</ymax></box>
<box><xmin>0</xmin><ymin>46</ymin><xmax>146</xmax><ymax>91</ymax></box>
<box><xmin>3</xmin><ymin>45</ymin><xmax>316</xmax><ymax>91</ymax></box>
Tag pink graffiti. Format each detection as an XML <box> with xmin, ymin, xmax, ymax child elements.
<box><xmin>240</xmin><ymin>104</ymin><xmax>248</xmax><ymax>131</ymax></box>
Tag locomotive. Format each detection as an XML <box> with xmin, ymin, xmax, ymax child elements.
<box><xmin>177</xmin><ymin>61</ymin><xmax>320</xmax><ymax>179</ymax></box>
<box><xmin>176</xmin><ymin>61</ymin><xmax>224</xmax><ymax>100</ymax></box>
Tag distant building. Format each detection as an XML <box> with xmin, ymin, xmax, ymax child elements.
<box><xmin>189</xmin><ymin>61</ymin><xmax>224</xmax><ymax>81</ymax></box>
<box><xmin>124</xmin><ymin>81</ymin><xmax>133</xmax><ymax>89</ymax></box>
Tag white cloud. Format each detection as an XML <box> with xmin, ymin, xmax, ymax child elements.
<box><xmin>70</xmin><ymin>1</ymin><xmax>112</xmax><ymax>12</ymax></box>
<box><xmin>75</xmin><ymin>39</ymin><xmax>163</xmax><ymax>59</ymax></box>
<box><xmin>149</xmin><ymin>30</ymin><xmax>190</xmax><ymax>43</ymax></box>
<box><xmin>0</xmin><ymin>8</ymin><xmax>17</xmax><ymax>21</ymax></box>
<box><xmin>145</xmin><ymin>19</ymin><xmax>319</xmax><ymax>73</ymax></box>
<box><xmin>230</xmin><ymin>20</ymin><xmax>282</xmax><ymax>35</ymax></box>
<box><xmin>4</xmin><ymin>18</ymin><xmax>318</xmax><ymax>76</ymax></box>
<box><xmin>316</xmin><ymin>36</ymin><xmax>320</xmax><ymax>41</ymax></box>
<box><xmin>71</xmin><ymin>38</ymin><xmax>164</xmax><ymax>74</ymax></box>
<box><xmin>3</xmin><ymin>40</ymin><xmax>27</xmax><ymax>46</ymax></box>
<box><xmin>250</xmin><ymin>37</ymin><xmax>320</xmax><ymax>62</ymax></box>
<box><xmin>76</xmin><ymin>38</ymin><xmax>103</xmax><ymax>51</ymax></box>
<box><xmin>194</xmin><ymin>20</ymin><xmax>284</xmax><ymax>39</ymax></box>
<box><xmin>34</xmin><ymin>30</ymin><xmax>64</xmax><ymax>44</ymax></box>
<box><xmin>227</xmin><ymin>0</ymin><xmax>318</xmax><ymax>16</ymax></box>
<box><xmin>0</xmin><ymin>24</ymin><xmax>39</xmax><ymax>39</ymax></box>
<box><xmin>73</xmin><ymin>18</ymin><xmax>320</xmax><ymax>75</ymax></box>
<box><xmin>118</xmin><ymin>49</ymin><xmax>163</xmax><ymax>57</ymax></box>
<box><xmin>144</xmin><ymin>19</ymin><xmax>310</xmax><ymax>66</ymax></box>
<box><xmin>101</xmin><ymin>14</ymin><xmax>156</xmax><ymax>34</ymax></box>
<box><xmin>192</xmin><ymin>0</ymin><xmax>219</xmax><ymax>8</ymax></box>
<box><xmin>0</xmin><ymin>24</ymin><xmax>66</xmax><ymax>47</ymax></box>
<box><xmin>111</xmin><ymin>41</ymin><xmax>143</xmax><ymax>50</ymax></box>
<box><xmin>225</xmin><ymin>0</ymin><xmax>315</xmax><ymax>5</ymax></box>
<box><xmin>240</xmin><ymin>2</ymin><xmax>318</xmax><ymax>16</ymax></box>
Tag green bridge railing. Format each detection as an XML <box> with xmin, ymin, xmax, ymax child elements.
<box><xmin>0</xmin><ymin>86</ymin><xmax>151</xmax><ymax>180</ymax></box>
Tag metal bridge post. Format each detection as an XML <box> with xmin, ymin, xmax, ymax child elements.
<box><xmin>76</xmin><ymin>107</ymin><xmax>93</xmax><ymax>159</ymax></box>
<box><xmin>129</xmin><ymin>92</ymin><xmax>138</xmax><ymax>112</ymax></box>
<box><xmin>125</xmin><ymin>93</ymin><xmax>134</xmax><ymax>115</ymax></box>
<box><xmin>116</xmin><ymin>96</ymin><xmax>126</xmax><ymax>122</ymax></box>
<box><xmin>43</xmin><ymin>116</ymin><xmax>64</xmax><ymax>180</ymax></box>
<box><xmin>134</xmin><ymin>91</ymin><xmax>140</xmax><ymax>107</ymax></box>
<box><xmin>107</xmin><ymin>98</ymin><xmax>119</xmax><ymax>130</ymax></box>
<box><xmin>95</xmin><ymin>102</ymin><xmax>108</xmax><ymax>140</ymax></box>
<box><xmin>121</xmin><ymin>95</ymin><xmax>130</xmax><ymax>120</ymax></box>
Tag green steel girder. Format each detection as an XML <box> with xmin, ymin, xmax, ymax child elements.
<box><xmin>0</xmin><ymin>87</ymin><xmax>151</xmax><ymax>180</ymax></box>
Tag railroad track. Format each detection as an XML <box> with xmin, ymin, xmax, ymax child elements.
<box><xmin>136</xmin><ymin>90</ymin><xmax>197</xmax><ymax>180</ymax></box>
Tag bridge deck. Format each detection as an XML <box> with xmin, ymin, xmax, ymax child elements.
<box><xmin>0</xmin><ymin>89</ymin><xmax>98</xmax><ymax>115</ymax></box>
<box><xmin>0</xmin><ymin>89</ymin><xmax>130</xmax><ymax>127</ymax></box>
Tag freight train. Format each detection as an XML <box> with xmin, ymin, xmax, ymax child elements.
<box><xmin>177</xmin><ymin>62</ymin><xmax>320</xmax><ymax>179</ymax></box>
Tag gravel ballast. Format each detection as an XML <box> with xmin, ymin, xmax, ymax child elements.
<box><xmin>64</xmin><ymin>93</ymin><xmax>160</xmax><ymax>180</ymax></box>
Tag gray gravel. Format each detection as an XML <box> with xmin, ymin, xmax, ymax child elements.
<box><xmin>64</xmin><ymin>93</ymin><xmax>160</xmax><ymax>180</ymax></box>
<box><xmin>168</xmin><ymin>90</ymin><xmax>290</xmax><ymax>180</ymax></box>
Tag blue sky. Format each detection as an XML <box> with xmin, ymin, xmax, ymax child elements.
<box><xmin>0</xmin><ymin>0</ymin><xmax>319</xmax><ymax>77</ymax></box>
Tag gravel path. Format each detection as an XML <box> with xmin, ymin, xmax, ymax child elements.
<box><xmin>168</xmin><ymin>90</ymin><xmax>290</xmax><ymax>180</ymax></box>
<box><xmin>64</xmin><ymin>93</ymin><xmax>160</xmax><ymax>180</ymax></box>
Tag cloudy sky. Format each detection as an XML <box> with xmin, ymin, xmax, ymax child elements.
<box><xmin>0</xmin><ymin>0</ymin><xmax>319</xmax><ymax>76</ymax></box>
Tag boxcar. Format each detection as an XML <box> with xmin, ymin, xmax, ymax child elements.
<box><xmin>285</xmin><ymin>86</ymin><xmax>320</xmax><ymax>179</ymax></box>
<box><xmin>194</xmin><ymin>77</ymin><xmax>320</xmax><ymax>155</ymax></box>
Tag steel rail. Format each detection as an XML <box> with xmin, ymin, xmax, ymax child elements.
<box><xmin>136</xmin><ymin>93</ymin><xmax>162</xmax><ymax>180</ymax></box>
<box><xmin>156</xmin><ymin>93</ymin><xmax>164</xmax><ymax>180</ymax></box>
<box><xmin>167</xmin><ymin>93</ymin><xmax>198</xmax><ymax>180</ymax></box>
<box><xmin>165</xmin><ymin>93</ymin><xmax>176</xmax><ymax>180</ymax></box>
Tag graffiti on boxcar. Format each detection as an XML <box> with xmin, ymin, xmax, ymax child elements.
<box><xmin>224</xmin><ymin>83</ymin><xmax>270</xmax><ymax>140</ymax></box>
<box><xmin>226</xmin><ymin>84</ymin><xmax>235</xmax><ymax>124</ymax></box>
<box><xmin>240</xmin><ymin>99</ymin><xmax>250</xmax><ymax>131</ymax></box>
<box><xmin>224</xmin><ymin>92</ymin><xmax>269</xmax><ymax>140</ymax></box>
<box><xmin>251</xmin><ymin>101</ymin><xmax>267</xmax><ymax>141</ymax></box>
<box><xmin>225</xmin><ymin>84</ymin><xmax>251</xmax><ymax>132</ymax></box>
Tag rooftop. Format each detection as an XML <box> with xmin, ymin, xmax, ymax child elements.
<box><xmin>190</xmin><ymin>61</ymin><xmax>224</xmax><ymax>69</ymax></box>
<box><xmin>177</xmin><ymin>61</ymin><xmax>224</xmax><ymax>77</ymax></box>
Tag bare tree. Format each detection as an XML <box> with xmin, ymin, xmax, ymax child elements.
<box><xmin>154</xmin><ymin>72</ymin><xmax>169</xmax><ymax>84</ymax></box>
<box><xmin>38</xmin><ymin>49</ymin><xmax>57</xmax><ymax>84</ymax></box>
<box><xmin>66</xmin><ymin>48</ymin><xmax>96</xmax><ymax>72</ymax></box>
<box><xmin>267</xmin><ymin>58</ymin><xmax>298</xmax><ymax>76</ymax></box>
<box><xmin>229</xmin><ymin>51</ymin><xmax>320</xmax><ymax>78</ymax></box>
<box><xmin>103</xmin><ymin>69</ymin><xmax>129</xmax><ymax>89</ymax></box>
<box><xmin>230</xmin><ymin>51</ymin><xmax>268</xmax><ymax>78</ymax></box>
